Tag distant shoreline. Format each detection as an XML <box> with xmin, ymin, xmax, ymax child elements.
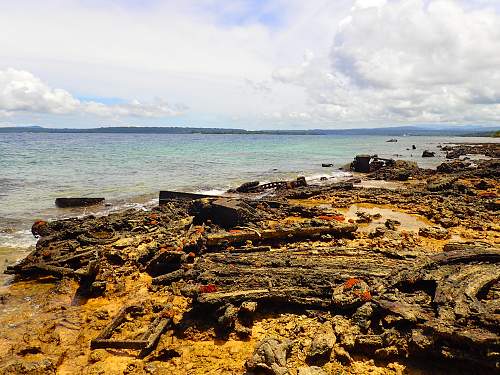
<box><xmin>0</xmin><ymin>125</ymin><xmax>498</xmax><ymax>137</ymax></box>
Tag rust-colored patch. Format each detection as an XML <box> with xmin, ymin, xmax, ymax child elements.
<box><xmin>344</xmin><ymin>278</ymin><xmax>361</xmax><ymax>289</ymax></box>
<box><xmin>360</xmin><ymin>290</ymin><xmax>372</xmax><ymax>301</ymax></box>
<box><xmin>318</xmin><ymin>215</ymin><xmax>334</xmax><ymax>221</ymax></box>
<box><xmin>199</xmin><ymin>284</ymin><xmax>217</xmax><ymax>293</ymax></box>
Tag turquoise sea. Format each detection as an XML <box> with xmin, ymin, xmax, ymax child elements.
<box><xmin>0</xmin><ymin>133</ymin><xmax>496</xmax><ymax>248</ymax></box>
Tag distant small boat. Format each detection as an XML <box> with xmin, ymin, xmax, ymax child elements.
<box><xmin>386</xmin><ymin>139</ymin><xmax>398</xmax><ymax>142</ymax></box>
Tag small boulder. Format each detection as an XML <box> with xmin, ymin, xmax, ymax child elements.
<box><xmin>307</xmin><ymin>333</ymin><xmax>336</xmax><ymax>363</ymax></box>
<box><xmin>422</xmin><ymin>150</ymin><xmax>435</xmax><ymax>157</ymax></box>
<box><xmin>307</xmin><ymin>323</ymin><xmax>336</xmax><ymax>364</ymax></box>
<box><xmin>239</xmin><ymin>301</ymin><xmax>258</xmax><ymax>326</ymax></box>
<box><xmin>332</xmin><ymin>278</ymin><xmax>371</xmax><ymax>309</ymax></box>
<box><xmin>190</xmin><ymin>198</ymin><xmax>260</xmax><ymax>229</ymax></box>
<box><xmin>246</xmin><ymin>337</ymin><xmax>293</xmax><ymax>375</ymax></box>
<box><xmin>218</xmin><ymin>304</ymin><xmax>239</xmax><ymax>332</ymax></box>
<box><xmin>384</xmin><ymin>219</ymin><xmax>400</xmax><ymax>231</ymax></box>
<box><xmin>235</xmin><ymin>181</ymin><xmax>260</xmax><ymax>193</ymax></box>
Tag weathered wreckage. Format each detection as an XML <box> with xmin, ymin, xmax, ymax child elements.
<box><xmin>2</xmin><ymin>143</ymin><xmax>499</xmax><ymax>374</ymax></box>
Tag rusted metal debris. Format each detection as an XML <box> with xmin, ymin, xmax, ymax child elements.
<box><xmin>55</xmin><ymin>197</ymin><xmax>105</xmax><ymax>208</ymax></box>
<box><xmin>90</xmin><ymin>304</ymin><xmax>173</xmax><ymax>358</ymax></box>
<box><xmin>159</xmin><ymin>190</ymin><xmax>218</xmax><ymax>204</ymax></box>
<box><xmin>351</xmin><ymin>155</ymin><xmax>395</xmax><ymax>173</ymax></box>
<box><xmin>230</xmin><ymin>177</ymin><xmax>308</xmax><ymax>193</ymax></box>
<box><xmin>187</xmin><ymin>246</ymin><xmax>500</xmax><ymax>369</ymax></box>
<box><xmin>205</xmin><ymin>224</ymin><xmax>357</xmax><ymax>249</ymax></box>
<box><xmin>6</xmin><ymin>177</ymin><xmax>500</xmax><ymax>370</ymax></box>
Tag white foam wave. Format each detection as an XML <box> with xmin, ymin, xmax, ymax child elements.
<box><xmin>191</xmin><ymin>188</ymin><xmax>227</xmax><ymax>196</ymax></box>
<box><xmin>305</xmin><ymin>171</ymin><xmax>353</xmax><ymax>182</ymax></box>
<box><xmin>0</xmin><ymin>230</ymin><xmax>36</xmax><ymax>248</ymax></box>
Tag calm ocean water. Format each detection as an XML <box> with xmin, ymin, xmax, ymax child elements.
<box><xmin>0</xmin><ymin>132</ymin><xmax>495</xmax><ymax>248</ymax></box>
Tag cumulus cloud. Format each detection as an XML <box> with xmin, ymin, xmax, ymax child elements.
<box><xmin>1</xmin><ymin>0</ymin><xmax>499</xmax><ymax>127</ymax></box>
<box><xmin>274</xmin><ymin>0</ymin><xmax>500</xmax><ymax>124</ymax></box>
<box><xmin>0</xmin><ymin>68</ymin><xmax>184</xmax><ymax>118</ymax></box>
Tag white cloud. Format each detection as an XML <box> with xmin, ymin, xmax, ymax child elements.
<box><xmin>0</xmin><ymin>0</ymin><xmax>351</xmax><ymax>127</ymax></box>
<box><xmin>273</xmin><ymin>0</ymin><xmax>500</xmax><ymax>124</ymax></box>
<box><xmin>0</xmin><ymin>68</ymin><xmax>184</xmax><ymax>118</ymax></box>
<box><xmin>1</xmin><ymin>0</ymin><xmax>499</xmax><ymax>127</ymax></box>
<box><xmin>0</xmin><ymin>68</ymin><xmax>79</xmax><ymax>114</ymax></box>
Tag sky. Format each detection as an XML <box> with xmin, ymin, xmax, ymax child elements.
<box><xmin>0</xmin><ymin>0</ymin><xmax>499</xmax><ymax>129</ymax></box>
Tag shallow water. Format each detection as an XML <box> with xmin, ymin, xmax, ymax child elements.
<box><xmin>0</xmin><ymin>133</ymin><xmax>496</xmax><ymax>248</ymax></box>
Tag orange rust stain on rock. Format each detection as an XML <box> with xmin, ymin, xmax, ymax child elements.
<box><xmin>344</xmin><ymin>278</ymin><xmax>361</xmax><ymax>289</ymax></box>
<box><xmin>199</xmin><ymin>284</ymin><xmax>217</xmax><ymax>293</ymax></box>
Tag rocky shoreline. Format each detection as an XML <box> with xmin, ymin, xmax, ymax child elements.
<box><xmin>0</xmin><ymin>143</ymin><xmax>498</xmax><ymax>375</ymax></box>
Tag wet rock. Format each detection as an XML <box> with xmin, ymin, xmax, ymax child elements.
<box><xmin>297</xmin><ymin>366</ymin><xmax>327</xmax><ymax>375</ymax></box>
<box><xmin>422</xmin><ymin>150</ymin><xmax>435</xmax><ymax>157</ymax></box>
<box><xmin>351</xmin><ymin>155</ymin><xmax>372</xmax><ymax>173</ymax></box>
<box><xmin>235</xmin><ymin>181</ymin><xmax>260</xmax><ymax>193</ymax></box>
<box><xmin>384</xmin><ymin>219</ymin><xmax>400</xmax><ymax>231</ymax></box>
<box><xmin>321</xmin><ymin>163</ymin><xmax>333</xmax><ymax>167</ymax></box>
<box><xmin>245</xmin><ymin>337</ymin><xmax>292</xmax><ymax>375</ymax></box>
<box><xmin>31</xmin><ymin>220</ymin><xmax>51</xmax><ymax>238</ymax></box>
<box><xmin>355</xmin><ymin>211</ymin><xmax>373</xmax><ymax>224</ymax></box>
<box><xmin>444</xmin><ymin>143</ymin><xmax>500</xmax><ymax>159</ymax></box>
